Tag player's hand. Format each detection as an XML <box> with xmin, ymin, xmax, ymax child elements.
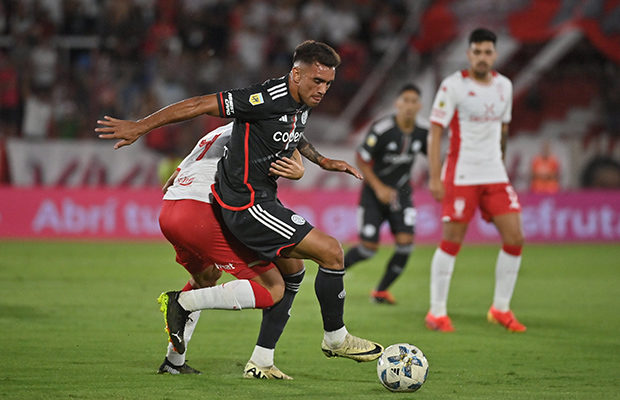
<box><xmin>321</xmin><ymin>159</ymin><xmax>363</xmax><ymax>180</ymax></box>
<box><xmin>429</xmin><ymin>178</ymin><xmax>444</xmax><ymax>202</ymax></box>
<box><xmin>374</xmin><ymin>184</ymin><xmax>397</xmax><ymax>205</ymax></box>
<box><xmin>270</xmin><ymin>156</ymin><xmax>305</xmax><ymax>180</ymax></box>
<box><xmin>95</xmin><ymin>116</ymin><xmax>147</xmax><ymax>149</ymax></box>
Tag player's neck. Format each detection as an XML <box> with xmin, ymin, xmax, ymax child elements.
<box><xmin>469</xmin><ymin>68</ymin><xmax>493</xmax><ymax>84</ymax></box>
<box><xmin>396</xmin><ymin>115</ymin><xmax>415</xmax><ymax>134</ymax></box>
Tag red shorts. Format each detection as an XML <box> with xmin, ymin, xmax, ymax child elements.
<box><xmin>441</xmin><ymin>182</ymin><xmax>521</xmax><ymax>223</ymax></box>
<box><xmin>159</xmin><ymin>199</ymin><xmax>276</xmax><ymax>280</ymax></box>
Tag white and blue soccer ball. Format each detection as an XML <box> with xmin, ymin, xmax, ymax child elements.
<box><xmin>377</xmin><ymin>343</ymin><xmax>429</xmax><ymax>392</ymax></box>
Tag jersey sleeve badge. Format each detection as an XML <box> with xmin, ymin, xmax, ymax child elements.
<box><xmin>249</xmin><ymin>93</ymin><xmax>264</xmax><ymax>106</ymax></box>
<box><xmin>366</xmin><ymin>134</ymin><xmax>377</xmax><ymax>147</ymax></box>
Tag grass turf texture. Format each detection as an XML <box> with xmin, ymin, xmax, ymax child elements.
<box><xmin>1</xmin><ymin>241</ymin><xmax>619</xmax><ymax>399</ymax></box>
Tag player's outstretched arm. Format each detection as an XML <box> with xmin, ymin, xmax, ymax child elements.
<box><xmin>297</xmin><ymin>136</ymin><xmax>362</xmax><ymax>180</ymax></box>
<box><xmin>96</xmin><ymin>95</ymin><xmax>220</xmax><ymax>149</ymax></box>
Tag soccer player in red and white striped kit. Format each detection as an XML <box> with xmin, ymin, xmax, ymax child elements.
<box><xmin>425</xmin><ymin>28</ymin><xmax>526</xmax><ymax>333</ymax></box>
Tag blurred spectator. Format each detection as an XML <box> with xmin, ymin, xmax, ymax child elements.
<box><xmin>530</xmin><ymin>141</ymin><xmax>560</xmax><ymax>194</ymax></box>
<box><xmin>323</xmin><ymin>0</ymin><xmax>360</xmax><ymax>47</ymax></box>
<box><xmin>581</xmin><ymin>157</ymin><xmax>620</xmax><ymax>189</ymax></box>
<box><xmin>601</xmin><ymin>63</ymin><xmax>620</xmax><ymax>142</ymax></box>
<box><xmin>0</xmin><ymin>51</ymin><xmax>21</xmax><ymax>137</ymax></box>
<box><xmin>28</xmin><ymin>32</ymin><xmax>58</xmax><ymax>90</ymax></box>
<box><xmin>21</xmin><ymin>86</ymin><xmax>53</xmax><ymax>139</ymax></box>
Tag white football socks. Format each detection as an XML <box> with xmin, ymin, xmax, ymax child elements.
<box><xmin>429</xmin><ymin>248</ymin><xmax>456</xmax><ymax>317</ymax></box>
<box><xmin>178</xmin><ymin>280</ymin><xmax>256</xmax><ymax>311</ymax></box>
<box><xmin>323</xmin><ymin>326</ymin><xmax>348</xmax><ymax>348</ymax></box>
<box><xmin>249</xmin><ymin>345</ymin><xmax>275</xmax><ymax>368</ymax></box>
<box><xmin>166</xmin><ymin>310</ymin><xmax>201</xmax><ymax>366</ymax></box>
<box><xmin>493</xmin><ymin>249</ymin><xmax>522</xmax><ymax>312</ymax></box>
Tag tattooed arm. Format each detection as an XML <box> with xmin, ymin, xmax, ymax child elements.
<box><xmin>297</xmin><ymin>135</ymin><xmax>362</xmax><ymax>180</ymax></box>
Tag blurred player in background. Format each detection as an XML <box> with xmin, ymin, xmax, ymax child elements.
<box><xmin>425</xmin><ymin>28</ymin><xmax>526</xmax><ymax>332</ymax></box>
<box><xmin>344</xmin><ymin>84</ymin><xmax>427</xmax><ymax>304</ymax></box>
<box><xmin>98</xmin><ymin>41</ymin><xmax>383</xmax><ymax>363</ymax></box>
<box><xmin>155</xmin><ymin>123</ymin><xmax>305</xmax><ymax>379</ymax></box>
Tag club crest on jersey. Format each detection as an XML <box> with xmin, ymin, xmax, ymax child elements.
<box><xmin>301</xmin><ymin>110</ymin><xmax>308</xmax><ymax>124</ymax></box>
<box><xmin>366</xmin><ymin>134</ymin><xmax>377</xmax><ymax>147</ymax></box>
<box><xmin>249</xmin><ymin>93</ymin><xmax>264</xmax><ymax>106</ymax></box>
<box><xmin>291</xmin><ymin>214</ymin><xmax>306</xmax><ymax>225</ymax></box>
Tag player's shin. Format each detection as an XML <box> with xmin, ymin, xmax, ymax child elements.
<box><xmin>376</xmin><ymin>244</ymin><xmax>412</xmax><ymax>291</ymax></box>
<box><xmin>493</xmin><ymin>245</ymin><xmax>522</xmax><ymax>311</ymax></box>
<box><xmin>315</xmin><ymin>266</ymin><xmax>347</xmax><ymax>346</ymax></box>
<box><xmin>344</xmin><ymin>245</ymin><xmax>376</xmax><ymax>269</ymax></box>
<box><xmin>252</xmin><ymin>267</ymin><xmax>306</xmax><ymax>367</ymax></box>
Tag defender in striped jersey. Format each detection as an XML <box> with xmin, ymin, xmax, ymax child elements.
<box><xmin>97</xmin><ymin>40</ymin><xmax>383</xmax><ymax>363</ymax></box>
<box><xmin>425</xmin><ymin>28</ymin><xmax>526</xmax><ymax>333</ymax></box>
<box><xmin>344</xmin><ymin>84</ymin><xmax>427</xmax><ymax>305</ymax></box>
<box><xmin>157</xmin><ymin>122</ymin><xmax>305</xmax><ymax>379</ymax></box>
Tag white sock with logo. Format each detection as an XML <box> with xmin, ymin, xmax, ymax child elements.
<box><xmin>178</xmin><ymin>280</ymin><xmax>256</xmax><ymax>311</ymax></box>
<box><xmin>429</xmin><ymin>248</ymin><xmax>456</xmax><ymax>317</ymax></box>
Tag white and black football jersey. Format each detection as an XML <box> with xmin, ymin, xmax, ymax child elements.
<box><xmin>357</xmin><ymin>115</ymin><xmax>428</xmax><ymax>193</ymax></box>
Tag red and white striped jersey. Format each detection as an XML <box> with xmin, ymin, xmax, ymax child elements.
<box><xmin>430</xmin><ymin>69</ymin><xmax>512</xmax><ymax>185</ymax></box>
<box><xmin>163</xmin><ymin>123</ymin><xmax>233</xmax><ymax>203</ymax></box>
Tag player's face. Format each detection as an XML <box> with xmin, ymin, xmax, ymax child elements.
<box><xmin>395</xmin><ymin>90</ymin><xmax>422</xmax><ymax>121</ymax></box>
<box><xmin>467</xmin><ymin>41</ymin><xmax>497</xmax><ymax>79</ymax></box>
<box><xmin>292</xmin><ymin>62</ymin><xmax>335</xmax><ymax>108</ymax></box>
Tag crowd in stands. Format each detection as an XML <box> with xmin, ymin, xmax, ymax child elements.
<box><xmin>0</xmin><ymin>0</ymin><xmax>411</xmax><ymax>156</ymax></box>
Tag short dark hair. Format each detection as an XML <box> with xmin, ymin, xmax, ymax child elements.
<box><xmin>469</xmin><ymin>28</ymin><xmax>497</xmax><ymax>44</ymax></box>
<box><xmin>293</xmin><ymin>40</ymin><xmax>341</xmax><ymax>68</ymax></box>
<box><xmin>399</xmin><ymin>83</ymin><xmax>421</xmax><ymax>96</ymax></box>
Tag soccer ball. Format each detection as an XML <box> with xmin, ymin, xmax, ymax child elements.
<box><xmin>377</xmin><ymin>343</ymin><xmax>429</xmax><ymax>392</ymax></box>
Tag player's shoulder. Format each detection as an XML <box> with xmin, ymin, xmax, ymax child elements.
<box><xmin>370</xmin><ymin>115</ymin><xmax>396</xmax><ymax>136</ymax></box>
<box><xmin>492</xmin><ymin>71</ymin><xmax>513</xmax><ymax>88</ymax></box>
<box><xmin>260</xmin><ymin>75</ymin><xmax>290</xmax><ymax>101</ymax></box>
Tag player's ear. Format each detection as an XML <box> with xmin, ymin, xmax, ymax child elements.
<box><xmin>291</xmin><ymin>66</ymin><xmax>301</xmax><ymax>84</ymax></box>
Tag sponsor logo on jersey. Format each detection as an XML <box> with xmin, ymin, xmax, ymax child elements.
<box><xmin>383</xmin><ymin>153</ymin><xmax>414</xmax><ymax>164</ymax></box>
<box><xmin>215</xmin><ymin>262</ymin><xmax>235</xmax><ymax>271</ymax></box>
<box><xmin>468</xmin><ymin>91</ymin><xmax>476</xmax><ymax>97</ymax></box>
<box><xmin>178</xmin><ymin>175</ymin><xmax>194</xmax><ymax>186</ymax></box>
<box><xmin>387</xmin><ymin>141</ymin><xmax>398</xmax><ymax>151</ymax></box>
<box><xmin>224</xmin><ymin>92</ymin><xmax>234</xmax><ymax>115</ymax></box>
<box><xmin>431</xmin><ymin>108</ymin><xmax>447</xmax><ymax>119</ymax></box>
<box><xmin>279</xmin><ymin>115</ymin><xmax>287</xmax><ymax>122</ymax></box>
<box><xmin>267</xmin><ymin>82</ymin><xmax>287</xmax><ymax>100</ymax></box>
<box><xmin>291</xmin><ymin>214</ymin><xmax>306</xmax><ymax>225</ymax></box>
<box><xmin>273</xmin><ymin>130</ymin><xmax>303</xmax><ymax>143</ymax></box>
<box><xmin>301</xmin><ymin>110</ymin><xmax>308</xmax><ymax>124</ymax></box>
<box><xmin>249</xmin><ymin>92</ymin><xmax>264</xmax><ymax>106</ymax></box>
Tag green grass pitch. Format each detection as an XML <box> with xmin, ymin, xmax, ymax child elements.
<box><xmin>1</xmin><ymin>241</ymin><xmax>619</xmax><ymax>399</ymax></box>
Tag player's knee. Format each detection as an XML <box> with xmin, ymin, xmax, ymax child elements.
<box><xmin>504</xmin><ymin>235</ymin><xmax>524</xmax><ymax>248</ymax></box>
<box><xmin>267</xmin><ymin>282</ymin><xmax>285</xmax><ymax>303</ymax></box>
<box><xmin>321</xmin><ymin>236</ymin><xmax>345</xmax><ymax>270</ymax></box>
<box><xmin>193</xmin><ymin>267</ymin><xmax>223</xmax><ymax>288</ymax></box>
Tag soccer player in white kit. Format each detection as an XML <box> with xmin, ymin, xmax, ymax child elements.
<box><xmin>425</xmin><ymin>28</ymin><xmax>526</xmax><ymax>332</ymax></box>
